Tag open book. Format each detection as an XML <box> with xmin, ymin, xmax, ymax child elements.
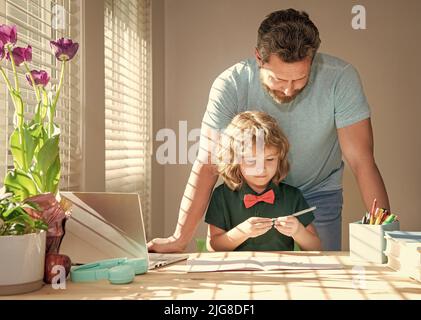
<box><xmin>186</xmin><ymin>252</ymin><xmax>344</xmax><ymax>273</ymax></box>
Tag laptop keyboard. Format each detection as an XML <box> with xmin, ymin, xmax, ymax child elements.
<box><xmin>148</xmin><ymin>253</ymin><xmax>189</xmax><ymax>269</ymax></box>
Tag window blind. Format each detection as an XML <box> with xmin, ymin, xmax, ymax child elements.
<box><xmin>0</xmin><ymin>0</ymin><xmax>82</xmax><ymax>191</ymax></box>
<box><xmin>104</xmin><ymin>0</ymin><xmax>152</xmax><ymax>238</ymax></box>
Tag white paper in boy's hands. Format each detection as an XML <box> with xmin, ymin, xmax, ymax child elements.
<box><xmin>271</xmin><ymin>206</ymin><xmax>317</xmax><ymax>226</ymax></box>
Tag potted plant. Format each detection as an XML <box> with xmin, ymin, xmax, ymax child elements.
<box><xmin>0</xmin><ymin>24</ymin><xmax>78</xmax><ymax>294</ymax></box>
<box><xmin>0</xmin><ymin>192</ymin><xmax>47</xmax><ymax>295</ymax></box>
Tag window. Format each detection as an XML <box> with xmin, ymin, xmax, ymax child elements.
<box><xmin>104</xmin><ymin>0</ymin><xmax>152</xmax><ymax>238</ymax></box>
<box><xmin>0</xmin><ymin>0</ymin><xmax>82</xmax><ymax>191</ymax></box>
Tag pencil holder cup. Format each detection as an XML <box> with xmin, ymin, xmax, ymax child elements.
<box><xmin>349</xmin><ymin>220</ymin><xmax>400</xmax><ymax>264</ymax></box>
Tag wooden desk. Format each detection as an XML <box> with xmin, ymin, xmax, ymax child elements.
<box><xmin>2</xmin><ymin>251</ymin><xmax>420</xmax><ymax>300</ymax></box>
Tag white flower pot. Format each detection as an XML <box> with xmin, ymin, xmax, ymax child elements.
<box><xmin>0</xmin><ymin>230</ymin><xmax>46</xmax><ymax>295</ymax></box>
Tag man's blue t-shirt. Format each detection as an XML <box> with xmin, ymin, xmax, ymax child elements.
<box><xmin>201</xmin><ymin>53</ymin><xmax>371</xmax><ymax>195</ymax></box>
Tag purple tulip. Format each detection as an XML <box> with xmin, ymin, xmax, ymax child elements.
<box><xmin>0</xmin><ymin>40</ymin><xmax>4</xmax><ymax>60</ymax></box>
<box><xmin>6</xmin><ymin>45</ymin><xmax>32</xmax><ymax>66</ymax></box>
<box><xmin>26</xmin><ymin>70</ymin><xmax>50</xmax><ymax>87</ymax></box>
<box><xmin>50</xmin><ymin>38</ymin><xmax>79</xmax><ymax>61</ymax></box>
<box><xmin>0</xmin><ymin>24</ymin><xmax>17</xmax><ymax>46</ymax></box>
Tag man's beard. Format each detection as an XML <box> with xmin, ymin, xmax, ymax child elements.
<box><xmin>260</xmin><ymin>72</ymin><xmax>306</xmax><ymax>104</ymax></box>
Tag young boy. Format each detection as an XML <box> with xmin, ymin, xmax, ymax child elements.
<box><xmin>205</xmin><ymin>111</ymin><xmax>321</xmax><ymax>251</ymax></box>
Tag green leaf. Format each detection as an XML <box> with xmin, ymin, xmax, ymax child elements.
<box><xmin>46</xmin><ymin>155</ymin><xmax>61</xmax><ymax>194</ymax></box>
<box><xmin>0</xmin><ymin>195</ymin><xmax>47</xmax><ymax>236</ymax></box>
<box><xmin>30</xmin><ymin>171</ymin><xmax>44</xmax><ymax>192</ymax></box>
<box><xmin>41</xmin><ymin>89</ymin><xmax>49</xmax><ymax>120</ymax></box>
<box><xmin>27</xmin><ymin>122</ymin><xmax>46</xmax><ymax>159</ymax></box>
<box><xmin>35</xmin><ymin>135</ymin><xmax>59</xmax><ymax>179</ymax></box>
<box><xmin>34</xmin><ymin>219</ymin><xmax>48</xmax><ymax>231</ymax></box>
<box><xmin>33</xmin><ymin>101</ymin><xmax>42</xmax><ymax>123</ymax></box>
<box><xmin>19</xmin><ymin>211</ymin><xmax>35</xmax><ymax>228</ymax></box>
<box><xmin>45</xmin><ymin>122</ymin><xmax>61</xmax><ymax>137</ymax></box>
<box><xmin>9</xmin><ymin>129</ymin><xmax>24</xmax><ymax>169</ymax></box>
<box><xmin>9</xmin><ymin>126</ymin><xmax>37</xmax><ymax>170</ymax></box>
<box><xmin>2</xmin><ymin>203</ymin><xmax>20</xmax><ymax>218</ymax></box>
<box><xmin>28</xmin><ymin>122</ymin><xmax>44</xmax><ymax>139</ymax></box>
<box><xmin>5</xmin><ymin>212</ymin><xmax>29</xmax><ymax>225</ymax></box>
<box><xmin>10</xmin><ymin>91</ymin><xmax>25</xmax><ymax>127</ymax></box>
<box><xmin>23</xmin><ymin>127</ymin><xmax>36</xmax><ymax>169</ymax></box>
<box><xmin>10</xmin><ymin>224</ymin><xmax>25</xmax><ymax>235</ymax></box>
<box><xmin>5</xmin><ymin>213</ymin><xmax>35</xmax><ymax>235</ymax></box>
<box><xmin>21</xmin><ymin>201</ymin><xmax>41</xmax><ymax>212</ymax></box>
<box><xmin>36</xmin><ymin>126</ymin><xmax>48</xmax><ymax>153</ymax></box>
<box><xmin>4</xmin><ymin>169</ymin><xmax>39</xmax><ymax>201</ymax></box>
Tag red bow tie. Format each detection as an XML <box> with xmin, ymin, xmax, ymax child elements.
<box><xmin>243</xmin><ymin>189</ymin><xmax>275</xmax><ymax>209</ymax></box>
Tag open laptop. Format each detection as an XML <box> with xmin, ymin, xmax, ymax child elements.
<box><xmin>59</xmin><ymin>192</ymin><xmax>188</xmax><ymax>270</ymax></box>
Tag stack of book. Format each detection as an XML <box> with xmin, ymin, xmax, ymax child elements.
<box><xmin>384</xmin><ymin>231</ymin><xmax>421</xmax><ymax>282</ymax></box>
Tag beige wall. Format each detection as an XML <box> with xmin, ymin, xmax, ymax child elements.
<box><xmin>151</xmin><ymin>0</ymin><xmax>166</xmax><ymax>239</ymax></box>
<box><xmin>82</xmin><ymin>0</ymin><xmax>105</xmax><ymax>192</ymax></box>
<box><xmin>153</xmin><ymin>0</ymin><xmax>421</xmax><ymax>251</ymax></box>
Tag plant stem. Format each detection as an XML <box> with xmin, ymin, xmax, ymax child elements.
<box><xmin>0</xmin><ymin>65</ymin><xmax>13</xmax><ymax>92</ymax></box>
<box><xmin>50</xmin><ymin>61</ymin><xmax>66</xmax><ymax>137</ymax></box>
<box><xmin>2</xmin><ymin>50</ymin><xmax>27</xmax><ymax>171</ymax></box>
<box><xmin>6</xmin><ymin>45</ymin><xmax>20</xmax><ymax>93</ymax></box>
<box><xmin>19</xmin><ymin>127</ymin><xmax>28</xmax><ymax>172</ymax></box>
<box><xmin>48</xmin><ymin>106</ymin><xmax>53</xmax><ymax>138</ymax></box>
<box><xmin>24</xmin><ymin>62</ymin><xmax>41</xmax><ymax>102</ymax></box>
<box><xmin>0</xmin><ymin>65</ymin><xmax>22</xmax><ymax>128</ymax></box>
<box><xmin>52</xmin><ymin>61</ymin><xmax>66</xmax><ymax>112</ymax></box>
<box><xmin>4</xmin><ymin>48</ymin><xmax>24</xmax><ymax>129</ymax></box>
<box><xmin>40</xmin><ymin>87</ymin><xmax>48</xmax><ymax>122</ymax></box>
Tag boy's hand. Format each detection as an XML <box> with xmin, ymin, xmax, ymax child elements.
<box><xmin>236</xmin><ymin>217</ymin><xmax>273</xmax><ymax>238</ymax></box>
<box><xmin>274</xmin><ymin>216</ymin><xmax>303</xmax><ymax>238</ymax></box>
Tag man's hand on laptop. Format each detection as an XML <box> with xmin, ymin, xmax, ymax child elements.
<box><xmin>147</xmin><ymin>236</ymin><xmax>186</xmax><ymax>253</ymax></box>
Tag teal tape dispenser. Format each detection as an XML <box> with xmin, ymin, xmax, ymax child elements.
<box><xmin>70</xmin><ymin>258</ymin><xmax>148</xmax><ymax>284</ymax></box>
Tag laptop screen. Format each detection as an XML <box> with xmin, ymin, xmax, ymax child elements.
<box><xmin>59</xmin><ymin>192</ymin><xmax>149</xmax><ymax>265</ymax></box>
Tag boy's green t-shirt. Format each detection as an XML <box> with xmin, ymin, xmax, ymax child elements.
<box><xmin>205</xmin><ymin>182</ymin><xmax>314</xmax><ymax>251</ymax></box>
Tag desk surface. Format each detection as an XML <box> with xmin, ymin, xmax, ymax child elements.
<box><xmin>2</xmin><ymin>251</ymin><xmax>421</xmax><ymax>300</ymax></box>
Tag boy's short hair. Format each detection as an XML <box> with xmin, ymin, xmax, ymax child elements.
<box><xmin>218</xmin><ymin>111</ymin><xmax>290</xmax><ymax>191</ymax></box>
